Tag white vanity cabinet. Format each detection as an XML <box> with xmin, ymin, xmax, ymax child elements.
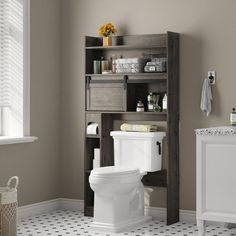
<box><xmin>196</xmin><ymin>127</ymin><xmax>236</xmax><ymax>236</ymax></box>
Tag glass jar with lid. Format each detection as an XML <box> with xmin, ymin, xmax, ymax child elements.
<box><xmin>147</xmin><ymin>92</ymin><xmax>160</xmax><ymax>112</ymax></box>
<box><xmin>136</xmin><ymin>100</ymin><xmax>145</xmax><ymax>112</ymax></box>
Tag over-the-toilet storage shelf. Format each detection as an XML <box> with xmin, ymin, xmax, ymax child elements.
<box><xmin>84</xmin><ymin>32</ymin><xmax>179</xmax><ymax>225</ymax></box>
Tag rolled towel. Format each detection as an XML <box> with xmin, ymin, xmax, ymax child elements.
<box><xmin>120</xmin><ymin>123</ymin><xmax>158</xmax><ymax>132</ymax></box>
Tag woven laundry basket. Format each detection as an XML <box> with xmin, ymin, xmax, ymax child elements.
<box><xmin>0</xmin><ymin>177</ymin><xmax>19</xmax><ymax>236</ymax></box>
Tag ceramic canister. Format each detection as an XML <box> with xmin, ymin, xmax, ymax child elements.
<box><xmin>93</xmin><ymin>60</ymin><xmax>101</xmax><ymax>74</ymax></box>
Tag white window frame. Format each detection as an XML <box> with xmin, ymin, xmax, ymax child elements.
<box><xmin>0</xmin><ymin>0</ymin><xmax>37</xmax><ymax>145</ymax></box>
<box><xmin>23</xmin><ymin>0</ymin><xmax>30</xmax><ymax>136</ymax></box>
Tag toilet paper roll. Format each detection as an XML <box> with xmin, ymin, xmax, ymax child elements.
<box><xmin>93</xmin><ymin>157</ymin><xmax>100</xmax><ymax>169</ymax></box>
<box><xmin>94</xmin><ymin>148</ymin><xmax>100</xmax><ymax>159</ymax></box>
<box><xmin>87</xmin><ymin>123</ymin><xmax>98</xmax><ymax>135</ymax></box>
<box><xmin>93</xmin><ymin>148</ymin><xmax>100</xmax><ymax>169</ymax></box>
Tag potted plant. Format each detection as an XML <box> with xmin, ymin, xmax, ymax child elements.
<box><xmin>99</xmin><ymin>23</ymin><xmax>117</xmax><ymax>46</ymax></box>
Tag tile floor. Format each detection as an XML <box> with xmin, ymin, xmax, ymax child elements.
<box><xmin>17</xmin><ymin>210</ymin><xmax>236</xmax><ymax>236</ymax></box>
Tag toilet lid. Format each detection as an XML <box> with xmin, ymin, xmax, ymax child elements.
<box><xmin>91</xmin><ymin>166</ymin><xmax>139</xmax><ymax>177</ymax></box>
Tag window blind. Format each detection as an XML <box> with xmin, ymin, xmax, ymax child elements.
<box><xmin>0</xmin><ymin>0</ymin><xmax>23</xmax><ymax>110</ymax></box>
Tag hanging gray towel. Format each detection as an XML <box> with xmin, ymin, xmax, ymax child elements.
<box><xmin>200</xmin><ymin>78</ymin><xmax>212</xmax><ymax>116</ymax></box>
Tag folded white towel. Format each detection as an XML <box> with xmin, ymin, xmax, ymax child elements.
<box><xmin>200</xmin><ymin>78</ymin><xmax>212</xmax><ymax>116</ymax></box>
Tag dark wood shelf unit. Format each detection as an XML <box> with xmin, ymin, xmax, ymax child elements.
<box><xmin>84</xmin><ymin>32</ymin><xmax>179</xmax><ymax>225</ymax></box>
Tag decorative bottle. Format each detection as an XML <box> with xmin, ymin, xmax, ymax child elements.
<box><xmin>112</xmin><ymin>55</ymin><xmax>117</xmax><ymax>73</ymax></box>
<box><xmin>162</xmin><ymin>94</ymin><xmax>167</xmax><ymax>112</ymax></box>
<box><xmin>147</xmin><ymin>92</ymin><xmax>154</xmax><ymax>112</ymax></box>
<box><xmin>101</xmin><ymin>56</ymin><xmax>109</xmax><ymax>73</ymax></box>
<box><xmin>230</xmin><ymin>108</ymin><xmax>236</xmax><ymax>126</ymax></box>
<box><xmin>136</xmin><ymin>101</ymin><xmax>144</xmax><ymax>112</ymax></box>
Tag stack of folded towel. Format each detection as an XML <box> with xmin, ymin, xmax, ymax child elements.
<box><xmin>120</xmin><ymin>123</ymin><xmax>158</xmax><ymax>132</ymax></box>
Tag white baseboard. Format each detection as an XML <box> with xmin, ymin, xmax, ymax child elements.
<box><xmin>145</xmin><ymin>206</ymin><xmax>196</xmax><ymax>223</ymax></box>
<box><xmin>179</xmin><ymin>209</ymin><xmax>197</xmax><ymax>223</ymax></box>
<box><xmin>145</xmin><ymin>206</ymin><xmax>166</xmax><ymax>221</ymax></box>
<box><xmin>18</xmin><ymin>199</ymin><xmax>60</xmax><ymax>219</ymax></box>
<box><xmin>59</xmin><ymin>198</ymin><xmax>84</xmax><ymax>211</ymax></box>
<box><xmin>18</xmin><ymin>198</ymin><xmax>196</xmax><ymax>224</ymax></box>
<box><xmin>18</xmin><ymin>198</ymin><xmax>84</xmax><ymax>219</ymax></box>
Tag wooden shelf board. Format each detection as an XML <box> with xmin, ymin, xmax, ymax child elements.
<box><xmin>86</xmin><ymin>73</ymin><xmax>167</xmax><ymax>77</ymax></box>
<box><xmin>86</xmin><ymin>73</ymin><xmax>167</xmax><ymax>83</ymax></box>
<box><xmin>85</xmin><ymin>45</ymin><xmax>167</xmax><ymax>50</ymax></box>
<box><xmin>111</xmin><ymin>113</ymin><xmax>167</xmax><ymax>123</ymax></box>
<box><xmin>86</xmin><ymin>111</ymin><xmax>167</xmax><ymax>121</ymax></box>
<box><xmin>85</xmin><ymin>135</ymin><xmax>100</xmax><ymax>138</ymax></box>
<box><xmin>86</xmin><ymin>111</ymin><xmax>167</xmax><ymax>115</ymax></box>
<box><xmin>142</xmin><ymin>169</ymin><xmax>167</xmax><ymax>187</ymax></box>
<box><xmin>102</xmin><ymin>111</ymin><xmax>166</xmax><ymax>115</ymax></box>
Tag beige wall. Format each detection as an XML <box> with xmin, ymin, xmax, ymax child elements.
<box><xmin>60</xmin><ymin>0</ymin><xmax>236</xmax><ymax>210</ymax></box>
<box><xmin>0</xmin><ymin>0</ymin><xmax>61</xmax><ymax>206</ymax></box>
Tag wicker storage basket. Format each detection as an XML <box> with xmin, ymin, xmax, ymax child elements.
<box><xmin>115</xmin><ymin>58</ymin><xmax>148</xmax><ymax>73</ymax></box>
<box><xmin>0</xmin><ymin>177</ymin><xmax>19</xmax><ymax>236</ymax></box>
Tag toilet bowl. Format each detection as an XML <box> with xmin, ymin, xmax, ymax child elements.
<box><xmin>89</xmin><ymin>131</ymin><xmax>166</xmax><ymax>233</ymax></box>
<box><xmin>89</xmin><ymin>166</ymin><xmax>151</xmax><ymax>232</ymax></box>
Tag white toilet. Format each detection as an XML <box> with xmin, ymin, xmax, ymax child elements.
<box><xmin>89</xmin><ymin>131</ymin><xmax>166</xmax><ymax>233</ymax></box>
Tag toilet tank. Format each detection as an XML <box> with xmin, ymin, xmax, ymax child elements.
<box><xmin>110</xmin><ymin>131</ymin><xmax>166</xmax><ymax>172</ymax></box>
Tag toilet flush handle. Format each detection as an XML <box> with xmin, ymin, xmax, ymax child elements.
<box><xmin>156</xmin><ymin>141</ymin><xmax>161</xmax><ymax>155</ymax></box>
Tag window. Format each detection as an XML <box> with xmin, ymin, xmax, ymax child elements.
<box><xmin>0</xmin><ymin>0</ymin><xmax>36</xmax><ymax>144</ymax></box>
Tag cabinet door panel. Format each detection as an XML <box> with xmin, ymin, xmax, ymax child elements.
<box><xmin>87</xmin><ymin>83</ymin><xmax>126</xmax><ymax>111</ymax></box>
<box><xmin>205</xmin><ymin>143</ymin><xmax>236</xmax><ymax>213</ymax></box>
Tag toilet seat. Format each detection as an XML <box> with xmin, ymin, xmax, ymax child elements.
<box><xmin>92</xmin><ymin>166</ymin><xmax>139</xmax><ymax>176</ymax></box>
<box><xmin>89</xmin><ymin>166</ymin><xmax>140</xmax><ymax>184</ymax></box>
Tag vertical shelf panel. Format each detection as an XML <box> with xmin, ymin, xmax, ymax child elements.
<box><xmin>84</xmin><ymin>136</ymin><xmax>100</xmax><ymax>216</ymax></box>
<box><xmin>100</xmin><ymin>114</ymin><xmax>114</xmax><ymax>167</ymax></box>
<box><xmin>166</xmin><ymin>32</ymin><xmax>180</xmax><ymax>225</ymax></box>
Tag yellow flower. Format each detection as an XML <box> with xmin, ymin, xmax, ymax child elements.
<box><xmin>98</xmin><ymin>23</ymin><xmax>117</xmax><ymax>37</ymax></box>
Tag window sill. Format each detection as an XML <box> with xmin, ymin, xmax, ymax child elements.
<box><xmin>0</xmin><ymin>136</ymin><xmax>38</xmax><ymax>145</ymax></box>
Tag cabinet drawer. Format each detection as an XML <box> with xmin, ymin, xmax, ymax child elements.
<box><xmin>86</xmin><ymin>83</ymin><xmax>126</xmax><ymax>111</ymax></box>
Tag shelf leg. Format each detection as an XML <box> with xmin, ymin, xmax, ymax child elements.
<box><xmin>197</xmin><ymin>219</ymin><xmax>205</xmax><ymax>236</ymax></box>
